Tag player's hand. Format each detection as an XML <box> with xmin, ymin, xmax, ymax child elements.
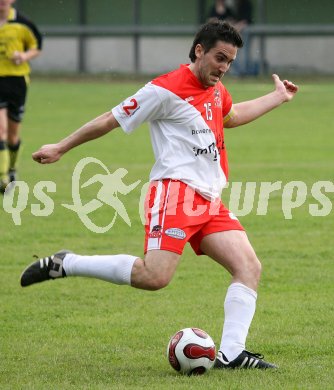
<box><xmin>11</xmin><ymin>51</ymin><xmax>27</xmax><ymax>65</ymax></box>
<box><xmin>32</xmin><ymin>144</ymin><xmax>63</xmax><ymax>164</ymax></box>
<box><xmin>272</xmin><ymin>74</ymin><xmax>299</xmax><ymax>103</ymax></box>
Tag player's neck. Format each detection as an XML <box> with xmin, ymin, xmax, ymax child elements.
<box><xmin>0</xmin><ymin>8</ymin><xmax>10</xmax><ymax>23</ymax></box>
<box><xmin>188</xmin><ymin>63</ymin><xmax>198</xmax><ymax>79</ymax></box>
<box><xmin>188</xmin><ymin>63</ymin><xmax>208</xmax><ymax>89</ymax></box>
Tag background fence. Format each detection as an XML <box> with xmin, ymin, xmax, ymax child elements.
<box><xmin>16</xmin><ymin>0</ymin><xmax>334</xmax><ymax>75</ymax></box>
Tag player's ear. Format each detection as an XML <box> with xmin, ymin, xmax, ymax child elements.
<box><xmin>194</xmin><ymin>44</ymin><xmax>204</xmax><ymax>60</ymax></box>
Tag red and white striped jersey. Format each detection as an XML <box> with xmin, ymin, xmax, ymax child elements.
<box><xmin>112</xmin><ymin>64</ymin><xmax>233</xmax><ymax>200</ymax></box>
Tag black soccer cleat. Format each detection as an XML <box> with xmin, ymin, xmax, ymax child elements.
<box><xmin>20</xmin><ymin>250</ymin><xmax>72</xmax><ymax>287</ymax></box>
<box><xmin>8</xmin><ymin>168</ymin><xmax>17</xmax><ymax>183</ymax></box>
<box><xmin>0</xmin><ymin>178</ymin><xmax>9</xmax><ymax>195</ymax></box>
<box><xmin>1</xmin><ymin>174</ymin><xmax>16</xmax><ymax>195</ymax></box>
<box><xmin>214</xmin><ymin>350</ymin><xmax>278</xmax><ymax>369</ymax></box>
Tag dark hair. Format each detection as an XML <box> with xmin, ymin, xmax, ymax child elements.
<box><xmin>189</xmin><ymin>21</ymin><xmax>243</xmax><ymax>62</ymax></box>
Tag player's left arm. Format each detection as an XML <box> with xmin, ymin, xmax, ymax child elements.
<box><xmin>224</xmin><ymin>74</ymin><xmax>299</xmax><ymax>128</ymax></box>
<box><xmin>12</xmin><ymin>18</ymin><xmax>42</xmax><ymax>65</ymax></box>
<box><xmin>32</xmin><ymin>111</ymin><xmax>120</xmax><ymax>164</ymax></box>
<box><xmin>12</xmin><ymin>48</ymin><xmax>41</xmax><ymax>65</ymax></box>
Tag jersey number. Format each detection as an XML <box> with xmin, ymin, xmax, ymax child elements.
<box><xmin>204</xmin><ymin>103</ymin><xmax>213</xmax><ymax>121</ymax></box>
<box><xmin>123</xmin><ymin>99</ymin><xmax>138</xmax><ymax>115</ymax></box>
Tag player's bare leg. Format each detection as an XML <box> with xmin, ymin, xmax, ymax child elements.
<box><xmin>0</xmin><ymin>108</ymin><xmax>9</xmax><ymax>192</ymax></box>
<box><xmin>7</xmin><ymin>117</ymin><xmax>21</xmax><ymax>182</ymax></box>
<box><xmin>200</xmin><ymin>230</ymin><xmax>261</xmax><ymax>291</ymax></box>
<box><xmin>131</xmin><ymin>250</ymin><xmax>181</xmax><ymax>290</ymax></box>
<box><xmin>200</xmin><ymin>230</ymin><xmax>277</xmax><ymax>369</ymax></box>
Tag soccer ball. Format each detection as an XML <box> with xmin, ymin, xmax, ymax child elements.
<box><xmin>167</xmin><ymin>327</ymin><xmax>216</xmax><ymax>375</ymax></box>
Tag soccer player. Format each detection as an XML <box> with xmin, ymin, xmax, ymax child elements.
<box><xmin>0</xmin><ymin>0</ymin><xmax>42</xmax><ymax>193</ymax></box>
<box><xmin>20</xmin><ymin>21</ymin><xmax>298</xmax><ymax>369</ymax></box>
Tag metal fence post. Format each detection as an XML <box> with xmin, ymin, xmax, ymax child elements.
<box><xmin>258</xmin><ymin>0</ymin><xmax>267</xmax><ymax>75</ymax></box>
<box><xmin>133</xmin><ymin>0</ymin><xmax>141</xmax><ymax>73</ymax></box>
<box><xmin>78</xmin><ymin>0</ymin><xmax>87</xmax><ymax>73</ymax></box>
<box><xmin>197</xmin><ymin>0</ymin><xmax>207</xmax><ymax>24</ymax></box>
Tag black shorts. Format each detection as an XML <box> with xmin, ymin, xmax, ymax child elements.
<box><xmin>0</xmin><ymin>76</ymin><xmax>27</xmax><ymax>122</ymax></box>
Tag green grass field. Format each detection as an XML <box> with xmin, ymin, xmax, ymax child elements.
<box><xmin>1</xmin><ymin>76</ymin><xmax>333</xmax><ymax>389</ymax></box>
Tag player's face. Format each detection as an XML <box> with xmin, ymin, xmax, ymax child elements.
<box><xmin>0</xmin><ymin>0</ymin><xmax>15</xmax><ymax>13</ymax></box>
<box><xmin>194</xmin><ymin>41</ymin><xmax>237</xmax><ymax>88</ymax></box>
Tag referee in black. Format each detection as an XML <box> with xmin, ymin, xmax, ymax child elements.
<box><xmin>0</xmin><ymin>0</ymin><xmax>42</xmax><ymax>193</ymax></box>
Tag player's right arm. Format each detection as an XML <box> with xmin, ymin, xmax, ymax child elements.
<box><xmin>32</xmin><ymin>111</ymin><xmax>119</xmax><ymax>164</ymax></box>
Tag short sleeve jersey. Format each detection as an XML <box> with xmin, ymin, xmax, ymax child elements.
<box><xmin>112</xmin><ymin>64</ymin><xmax>233</xmax><ymax>201</ymax></box>
<box><xmin>0</xmin><ymin>7</ymin><xmax>42</xmax><ymax>76</ymax></box>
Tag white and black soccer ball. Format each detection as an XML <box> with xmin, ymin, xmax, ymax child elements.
<box><xmin>167</xmin><ymin>327</ymin><xmax>216</xmax><ymax>375</ymax></box>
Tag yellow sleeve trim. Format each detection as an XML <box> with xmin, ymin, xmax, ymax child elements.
<box><xmin>223</xmin><ymin>107</ymin><xmax>235</xmax><ymax>125</ymax></box>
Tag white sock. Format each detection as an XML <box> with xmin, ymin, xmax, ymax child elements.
<box><xmin>63</xmin><ymin>253</ymin><xmax>137</xmax><ymax>285</ymax></box>
<box><xmin>220</xmin><ymin>282</ymin><xmax>257</xmax><ymax>362</ymax></box>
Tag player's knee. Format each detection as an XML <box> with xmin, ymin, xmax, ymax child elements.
<box><xmin>146</xmin><ymin>274</ymin><xmax>171</xmax><ymax>291</ymax></box>
<box><xmin>132</xmin><ymin>269</ymin><xmax>172</xmax><ymax>291</ymax></box>
<box><xmin>8</xmin><ymin>133</ymin><xmax>19</xmax><ymax>145</ymax></box>
<box><xmin>233</xmin><ymin>253</ymin><xmax>262</xmax><ymax>283</ymax></box>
